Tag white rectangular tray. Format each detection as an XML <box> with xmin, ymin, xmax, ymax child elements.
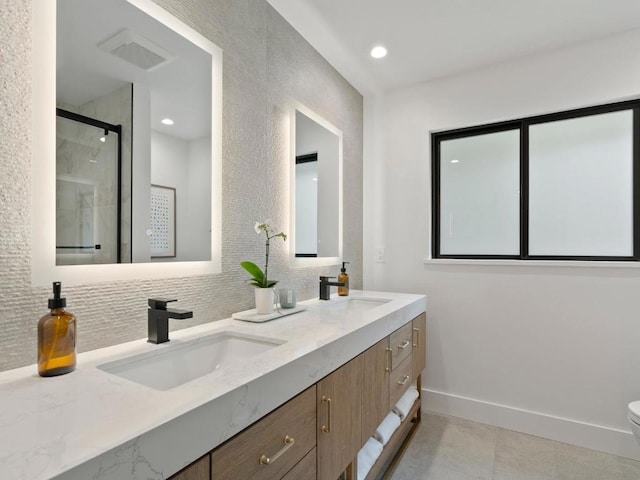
<box><xmin>232</xmin><ymin>305</ymin><xmax>306</xmax><ymax>323</ymax></box>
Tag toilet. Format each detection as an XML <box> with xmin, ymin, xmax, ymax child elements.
<box><xmin>629</xmin><ymin>401</ymin><xmax>640</xmax><ymax>445</ymax></box>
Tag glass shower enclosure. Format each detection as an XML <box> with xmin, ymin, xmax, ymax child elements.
<box><xmin>55</xmin><ymin>109</ymin><xmax>124</xmax><ymax>265</ymax></box>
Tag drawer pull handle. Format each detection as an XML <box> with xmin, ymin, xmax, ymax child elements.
<box><xmin>398</xmin><ymin>339</ymin><xmax>410</xmax><ymax>350</ymax></box>
<box><xmin>413</xmin><ymin>327</ymin><xmax>419</xmax><ymax>347</ymax></box>
<box><xmin>385</xmin><ymin>347</ymin><xmax>392</xmax><ymax>372</ymax></box>
<box><xmin>397</xmin><ymin>375</ymin><xmax>410</xmax><ymax>386</ymax></box>
<box><xmin>321</xmin><ymin>395</ymin><xmax>332</xmax><ymax>433</ymax></box>
<box><xmin>259</xmin><ymin>435</ymin><xmax>295</xmax><ymax>465</ymax></box>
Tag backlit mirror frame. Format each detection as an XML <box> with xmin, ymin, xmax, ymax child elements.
<box><xmin>290</xmin><ymin>103</ymin><xmax>343</xmax><ymax>267</ymax></box>
<box><xmin>32</xmin><ymin>0</ymin><xmax>222</xmax><ymax>286</ymax></box>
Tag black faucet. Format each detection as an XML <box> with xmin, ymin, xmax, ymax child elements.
<box><xmin>319</xmin><ymin>276</ymin><xmax>346</xmax><ymax>300</ymax></box>
<box><xmin>148</xmin><ymin>298</ymin><xmax>193</xmax><ymax>344</ymax></box>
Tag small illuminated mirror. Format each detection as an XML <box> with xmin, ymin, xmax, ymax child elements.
<box><xmin>294</xmin><ymin>109</ymin><xmax>342</xmax><ymax>259</ymax></box>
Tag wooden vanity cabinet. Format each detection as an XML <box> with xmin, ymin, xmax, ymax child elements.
<box><xmin>316</xmin><ymin>354</ymin><xmax>363</xmax><ymax>480</ymax></box>
<box><xmin>211</xmin><ymin>386</ymin><xmax>317</xmax><ymax>480</ymax></box>
<box><xmin>169</xmin><ymin>312</ymin><xmax>426</xmax><ymax>480</ymax></box>
<box><xmin>282</xmin><ymin>447</ymin><xmax>317</xmax><ymax>480</ymax></box>
<box><xmin>169</xmin><ymin>454</ymin><xmax>210</xmax><ymax>480</ymax></box>
<box><xmin>362</xmin><ymin>314</ymin><xmax>426</xmax><ymax>444</ymax></box>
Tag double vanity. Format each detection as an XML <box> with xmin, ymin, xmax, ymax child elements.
<box><xmin>0</xmin><ymin>291</ymin><xmax>426</xmax><ymax>480</ymax></box>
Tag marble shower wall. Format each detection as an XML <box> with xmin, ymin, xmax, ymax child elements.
<box><xmin>0</xmin><ymin>0</ymin><xmax>363</xmax><ymax>371</ymax></box>
<box><xmin>80</xmin><ymin>85</ymin><xmax>134</xmax><ymax>264</ymax></box>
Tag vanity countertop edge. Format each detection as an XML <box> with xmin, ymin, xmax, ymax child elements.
<box><xmin>0</xmin><ymin>290</ymin><xmax>426</xmax><ymax>480</ymax></box>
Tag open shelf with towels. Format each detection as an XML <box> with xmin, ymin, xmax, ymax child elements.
<box><xmin>361</xmin><ymin>388</ymin><xmax>422</xmax><ymax>480</ymax></box>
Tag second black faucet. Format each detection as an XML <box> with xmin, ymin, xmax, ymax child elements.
<box><xmin>319</xmin><ymin>276</ymin><xmax>345</xmax><ymax>300</ymax></box>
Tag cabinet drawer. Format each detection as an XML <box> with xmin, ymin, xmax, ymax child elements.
<box><xmin>281</xmin><ymin>447</ymin><xmax>316</xmax><ymax>480</ymax></box>
<box><xmin>390</xmin><ymin>322</ymin><xmax>413</xmax><ymax>369</ymax></box>
<box><xmin>389</xmin><ymin>354</ymin><xmax>413</xmax><ymax>408</ymax></box>
<box><xmin>211</xmin><ymin>386</ymin><xmax>316</xmax><ymax>480</ymax></box>
<box><xmin>169</xmin><ymin>454</ymin><xmax>209</xmax><ymax>480</ymax></box>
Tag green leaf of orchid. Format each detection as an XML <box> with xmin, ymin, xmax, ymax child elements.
<box><xmin>240</xmin><ymin>261</ymin><xmax>265</xmax><ymax>285</ymax></box>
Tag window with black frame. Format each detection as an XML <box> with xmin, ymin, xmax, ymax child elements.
<box><xmin>431</xmin><ymin>100</ymin><xmax>640</xmax><ymax>261</ymax></box>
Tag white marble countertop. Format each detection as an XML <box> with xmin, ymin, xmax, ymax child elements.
<box><xmin>0</xmin><ymin>290</ymin><xmax>426</xmax><ymax>480</ymax></box>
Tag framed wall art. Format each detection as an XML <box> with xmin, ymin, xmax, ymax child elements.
<box><xmin>150</xmin><ymin>184</ymin><xmax>176</xmax><ymax>258</ymax></box>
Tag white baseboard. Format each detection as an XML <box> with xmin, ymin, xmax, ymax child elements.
<box><xmin>422</xmin><ymin>388</ymin><xmax>640</xmax><ymax>462</ymax></box>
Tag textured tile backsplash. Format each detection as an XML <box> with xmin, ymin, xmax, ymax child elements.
<box><xmin>0</xmin><ymin>0</ymin><xmax>363</xmax><ymax>372</ymax></box>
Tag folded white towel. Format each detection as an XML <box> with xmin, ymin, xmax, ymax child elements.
<box><xmin>393</xmin><ymin>387</ymin><xmax>419</xmax><ymax>421</ymax></box>
<box><xmin>357</xmin><ymin>437</ymin><xmax>383</xmax><ymax>480</ymax></box>
<box><xmin>374</xmin><ymin>411</ymin><xmax>401</xmax><ymax>446</ymax></box>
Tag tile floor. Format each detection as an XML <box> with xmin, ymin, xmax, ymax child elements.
<box><xmin>391</xmin><ymin>411</ymin><xmax>640</xmax><ymax>480</ymax></box>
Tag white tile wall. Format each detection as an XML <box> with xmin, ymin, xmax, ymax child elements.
<box><xmin>0</xmin><ymin>0</ymin><xmax>363</xmax><ymax>372</ymax></box>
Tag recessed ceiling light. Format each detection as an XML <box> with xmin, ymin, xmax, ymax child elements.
<box><xmin>450</xmin><ymin>159</ymin><xmax>460</xmax><ymax>164</ymax></box>
<box><xmin>99</xmin><ymin>137</ymin><xmax>106</xmax><ymax>143</ymax></box>
<box><xmin>370</xmin><ymin>46</ymin><xmax>387</xmax><ymax>59</ymax></box>
<box><xmin>161</xmin><ymin>118</ymin><xmax>174</xmax><ymax>125</ymax></box>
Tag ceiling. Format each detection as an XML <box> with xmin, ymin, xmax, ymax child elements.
<box><xmin>267</xmin><ymin>0</ymin><xmax>640</xmax><ymax>94</ymax></box>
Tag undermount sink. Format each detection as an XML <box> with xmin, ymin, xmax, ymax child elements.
<box><xmin>323</xmin><ymin>297</ymin><xmax>391</xmax><ymax>311</ymax></box>
<box><xmin>98</xmin><ymin>331</ymin><xmax>285</xmax><ymax>390</ymax></box>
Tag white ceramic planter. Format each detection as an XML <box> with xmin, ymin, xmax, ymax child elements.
<box><xmin>254</xmin><ymin>288</ymin><xmax>276</xmax><ymax>314</ymax></box>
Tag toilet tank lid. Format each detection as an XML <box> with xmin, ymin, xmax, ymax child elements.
<box><xmin>629</xmin><ymin>401</ymin><xmax>640</xmax><ymax>424</ymax></box>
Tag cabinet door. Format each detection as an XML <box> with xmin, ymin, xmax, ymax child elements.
<box><xmin>412</xmin><ymin>313</ymin><xmax>427</xmax><ymax>378</ymax></box>
<box><xmin>169</xmin><ymin>455</ymin><xmax>209</xmax><ymax>480</ymax></box>
<box><xmin>361</xmin><ymin>337</ymin><xmax>390</xmax><ymax>444</ymax></box>
<box><xmin>317</xmin><ymin>354</ymin><xmax>363</xmax><ymax>480</ymax></box>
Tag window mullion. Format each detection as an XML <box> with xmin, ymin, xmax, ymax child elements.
<box><xmin>634</xmin><ymin>108</ymin><xmax>640</xmax><ymax>260</ymax></box>
<box><xmin>520</xmin><ymin>121</ymin><xmax>529</xmax><ymax>260</ymax></box>
<box><xmin>431</xmin><ymin>136</ymin><xmax>441</xmax><ymax>258</ymax></box>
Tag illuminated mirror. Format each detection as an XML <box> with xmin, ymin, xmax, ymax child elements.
<box><xmin>32</xmin><ymin>0</ymin><xmax>222</xmax><ymax>284</ymax></box>
<box><xmin>291</xmin><ymin>107</ymin><xmax>343</xmax><ymax>264</ymax></box>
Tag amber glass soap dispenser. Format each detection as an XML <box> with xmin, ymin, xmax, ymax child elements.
<box><xmin>338</xmin><ymin>261</ymin><xmax>350</xmax><ymax>296</ymax></box>
<box><xmin>38</xmin><ymin>282</ymin><xmax>76</xmax><ymax>377</ymax></box>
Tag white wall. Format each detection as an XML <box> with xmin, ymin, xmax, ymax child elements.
<box><xmin>366</xmin><ymin>28</ymin><xmax>640</xmax><ymax>460</ymax></box>
<box><xmin>295</xmin><ymin>161</ymin><xmax>318</xmax><ymax>254</ymax></box>
<box><xmin>186</xmin><ymin>136</ymin><xmax>212</xmax><ymax>261</ymax></box>
<box><xmin>132</xmin><ymin>83</ymin><xmax>151</xmax><ymax>263</ymax></box>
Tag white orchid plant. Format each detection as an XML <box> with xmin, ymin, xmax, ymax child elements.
<box><xmin>241</xmin><ymin>220</ymin><xmax>287</xmax><ymax>288</ymax></box>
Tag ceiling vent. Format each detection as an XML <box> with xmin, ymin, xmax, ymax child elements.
<box><xmin>98</xmin><ymin>29</ymin><xmax>174</xmax><ymax>71</ymax></box>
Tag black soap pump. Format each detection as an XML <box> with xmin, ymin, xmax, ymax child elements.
<box><xmin>338</xmin><ymin>261</ymin><xmax>350</xmax><ymax>296</ymax></box>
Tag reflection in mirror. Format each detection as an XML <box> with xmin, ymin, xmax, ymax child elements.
<box><xmin>32</xmin><ymin>0</ymin><xmax>222</xmax><ymax>285</ymax></box>
<box><xmin>56</xmin><ymin>112</ymin><xmax>121</xmax><ymax>264</ymax></box>
<box><xmin>294</xmin><ymin>109</ymin><xmax>342</xmax><ymax>259</ymax></box>
<box><xmin>56</xmin><ymin>0</ymin><xmax>211</xmax><ymax>265</ymax></box>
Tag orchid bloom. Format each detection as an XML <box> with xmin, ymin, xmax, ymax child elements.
<box><xmin>241</xmin><ymin>220</ymin><xmax>287</xmax><ymax>288</ymax></box>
